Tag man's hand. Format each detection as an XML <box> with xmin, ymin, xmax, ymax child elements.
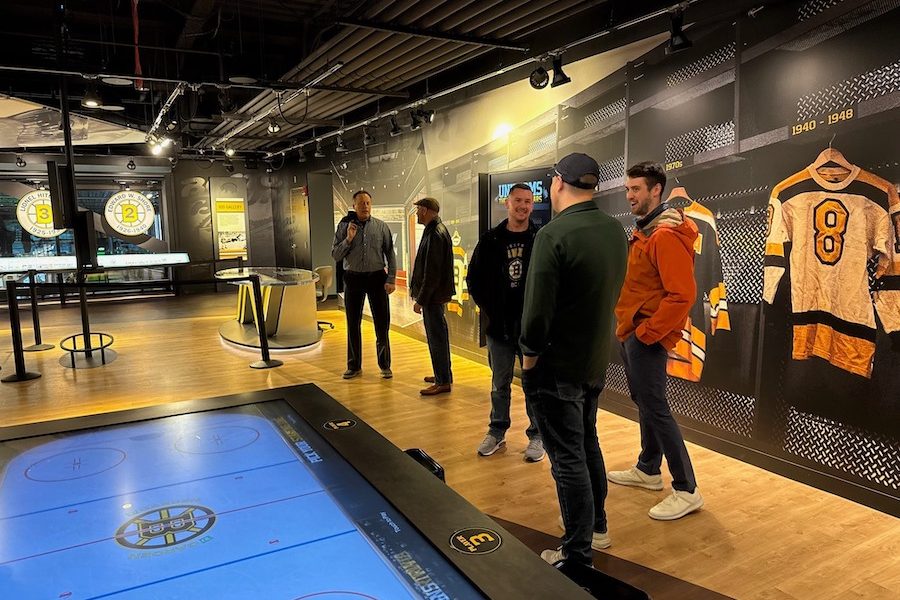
<box><xmin>413</xmin><ymin>302</ymin><xmax>422</xmax><ymax>314</ymax></box>
<box><xmin>522</xmin><ymin>355</ymin><xmax>539</xmax><ymax>370</ymax></box>
<box><xmin>385</xmin><ymin>283</ymin><xmax>396</xmax><ymax>295</ymax></box>
<box><xmin>346</xmin><ymin>222</ymin><xmax>358</xmax><ymax>242</ymax></box>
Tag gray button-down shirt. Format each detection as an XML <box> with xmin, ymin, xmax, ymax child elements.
<box><xmin>331</xmin><ymin>216</ymin><xmax>397</xmax><ymax>284</ymax></box>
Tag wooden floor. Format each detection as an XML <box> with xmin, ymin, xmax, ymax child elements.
<box><xmin>2</xmin><ymin>293</ymin><xmax>898</xmax><ymax>600</ymax></box>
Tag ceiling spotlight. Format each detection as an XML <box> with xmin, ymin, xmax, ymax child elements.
<box><xmin>218</xmin><ymin>89</ymin><xmax>235</xmax><ymax>114</ymax></box>
<box><xmin>81</xmin><ymin>82</ymin><xmax>104</xmax><ymax>108</ymax></box>
<box><xmin>298</xmin><ymin>150</ymin><xmax>307</xmax><ymax>163</ymax></box>
<box><xmin>267</xmin><ymin>119</ymin><xmax>281</xmax><ymax>134</ymax></box>
<box><xmin>418</xmin><ymin>108</ymin><xmax>435</xmax><ymax>124</ymax></box>
<box><xmin>160</xmin><ymin>137</ymin><xmax>173</xmax><ymax>148</ymax></box>
<box><xmin>166</xmin><ymin>119</ymin><xmax>178</xmax><ymax>132</ymax></box>
<box><xmin>335</xmin><ymin>134</ymin><xmax>349</xmax><ymax>153</ymax></box>
<box><xmin>529</xmin><ymin>65</ymin><xmax>549</xmax><ymax>89</ymax></box>
<box><xmin>666</xmin><ymin>10</ymin><xmax>693</xmax><ymax>55</ymax></box>
<box><xmin>550</xmin><ymin>56</ymin><xmax>571</xmax><ymax>88</ymax></box>
<box><xmin>16</xmin><ymin>155</ymin><xmax>26</xmax><ymax>168</ymax></box>
<box><xmin>314</xmin><ymin>141</ymin><xmax>326</xmax><ymax>158</ymax></box>
<box><xmin>151</xmin><ymin>144</ymin><xmax>163</xmax><ymax>156</ymax></box>
<box><xmin>389</xmin><ymin>116</ymin><xmax>403</xmax><ymax>137</ymax></box>
<box><xmin>126</xmin><ymin>157</ymin><xmax>136</xmax><ymax>171</ymax></box>
<box><xmin>224</xmin><ymin>159</ymin><xmax>235</xmax><ymax>174</ymax></box>
<box><xmin>363</xmin><ymin>127</ymin><xmax>376</xmax><ymax>146</ymax></box>
<box><xmin>410</xmin><ymin>109</ymin><xmax>423</xmax><ymax>131</ymax></box>
<box><xmin>225</xmin><ymin>147</ymin><xmax>236</xmax><ymax>157</ymax></box>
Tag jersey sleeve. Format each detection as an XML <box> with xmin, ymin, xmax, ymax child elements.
<box><xmin>763</xmin><ymin>193</ymin><xmax>788</xmax><ymax>304</ymax></box>
<box><xmin>873</xmin><ymin>186</ymin><xmax>900</xmax><ymax>342</ymax></box>
<box><xmin>706</xmin><ymin>219</ymin><xmax>730</xmax><ymax>333</ymax></box>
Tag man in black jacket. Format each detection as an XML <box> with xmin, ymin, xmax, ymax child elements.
<box><xmin>466</xmin><ymin>183</ymin><xmax>544</xmax><ymax>461</ymax></box>
<box><xmin>409</xmin><ymin>197</ymin><xmax>455</xmax><ymax>396</ymax></box>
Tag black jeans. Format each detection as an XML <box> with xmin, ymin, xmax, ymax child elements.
<box><xmin>522</xmin><ymin>361</ymin><xmax>606</xmax><ymax>565</ymax></box>
<box><xmin>422</xmin><ymin>303</ymin><xmax>452</xmax><ymax>385</ymax></box>
<box><xmin>620</xmin><ymin>334</ymin><xmax>696</xmax><ymax>492</ymax></box>
<box><xmin>343</xmin><ymin>271</ymin><xmax>391</xmax><ymax>371</ymax></box>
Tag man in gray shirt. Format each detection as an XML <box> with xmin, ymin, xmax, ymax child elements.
<box><xmin>332</xmin><ymin>190</ymin><xmax>397</xmax><ymax>379</ymax></box>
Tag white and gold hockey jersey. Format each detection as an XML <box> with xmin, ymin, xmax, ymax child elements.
<box><xmin>764</xmin><ymin>162</ymin><xmax>900</xmax><ymax>378</ymax></box>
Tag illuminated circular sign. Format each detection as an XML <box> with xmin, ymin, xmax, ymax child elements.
<box><xmin>16</xmin><ymin>190</ymin><xmax>66</xmax><ymax>238</ymax></box>
<box><xmin>104</xmin><ymin>190</ymin><xmax>156</xmax><ymax>237</ymax></box>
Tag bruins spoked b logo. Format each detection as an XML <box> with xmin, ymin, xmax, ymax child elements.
<box><xmin>116</xmin><ymin>504</ymin><xmax>215</xmax><ymax>549</ymax></box>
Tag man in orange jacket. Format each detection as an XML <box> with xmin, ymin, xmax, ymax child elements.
<box><xmin>609</xmin><ymin>161</ymin><xmax>704</xmax><ymax>521</ymax></box>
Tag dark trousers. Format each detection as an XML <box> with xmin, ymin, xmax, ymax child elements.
<box><xmin>523</xmin><ymin>361</ymin><xmax>606</xmax><ymax>565</ymax></box>
<box><xmin>486</xmin><ymin>333</ymin><xmax>540</xmax><ymax>440</ymax></box>
<box><xmin>422</xmin><ymin>303</ymin><xmax>452</xmax><ymax>385</ymax></box>
<box><xmin>620</xmin><ymin>334</ymin><xmax>697</xmax><ymax>492</ymax></box>
<box><xmin>344</xmin><ymin>271</ymin><xmax>391</xmax><ymax>371</ymax></box>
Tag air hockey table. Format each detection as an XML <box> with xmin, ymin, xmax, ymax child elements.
<box><xmin>0</xmin><ymin>384</ymin><xmax>595</xmax><ymax>599</ymax></box>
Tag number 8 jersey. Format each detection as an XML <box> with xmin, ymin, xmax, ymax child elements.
<box><xmin>763</xmin><ymin>163</ymin><xmax>900</xmax><ymax>378</ymax></box>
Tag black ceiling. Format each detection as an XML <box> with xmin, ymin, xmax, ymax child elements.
<box><xmin>0</xmin><ymin>0</ymin><xmax>774</xmax><ymax>159</ymax></box>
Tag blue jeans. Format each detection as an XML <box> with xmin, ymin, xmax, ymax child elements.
<box><xmin>522</xmin><ymin>361</ymin><xmax>606</xmax><ymax>565</ymax></box>
<box><xmin>486</xmin><ymin>333</ymin><xmax>539</xmax><ymax>440</ymax></box>
<box><xmin>422</xmin><ymin>303</ymin><xmax>452</xmax><ymax>385</ymax></box>
<box><xmin>620</xmin><ymin>334</ymin><xmax>697</xmax><ymax>493</ymax></box>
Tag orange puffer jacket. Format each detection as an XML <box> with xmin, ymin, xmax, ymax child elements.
<box><xmin>614</xmin><ymin>207</ymin><xmax>698</xmax><ymax>350</ymax></box>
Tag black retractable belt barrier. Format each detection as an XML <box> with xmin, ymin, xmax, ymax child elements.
<box><xmin>248</xmin><ymin>274</ymin><xmax>283</xmax><ymax>370</ymax></box>
<box><xmin>23</xmin><ymin>270</ymin><xmax>54</xmax><ymax>352</ymax></box>
<box><xmin>2</xmin><ymin>279</ymin><xmax>42</xmax><ymax>383</ymax></box>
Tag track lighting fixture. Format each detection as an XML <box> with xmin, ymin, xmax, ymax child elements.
<box><xmin>363</xmin><ymin>127</ymin><xmax>376</xmax><ymax>146</ymax></box>
<box><xmin>126</xmin><ymin>157</ymin><xmax>136</xmax><ymax>171</ymax></box>
<box><xmin>666</xmin><ymin>10</ymin><xmax>693</xmax><ymax>55</ymax></box>
<box><xmin>267</xmin><ymin>119</ymin><xmax>281</xmax><ymax>134</ymax></box>
<box><xmin>409</xmin><ymin>109</ymin><xmax>423</xmax><ymax>131</ymax></box>
<box><xmin>390</xmin><ymin>116</ymin><xmax>403</xmax><ymax>137</ymax></box>
<box><xmin>225</xmin><ymin>147</ymin><xmax>236</xmax><ymax>157</ymax></box>
<box><xmin>298</xmin><ymin>150</ymin><xmax>307</xmax><ymax>163</ymax></box>
<box><xmin>314</xmin><ymin>141</ymin><xmax>326</xmax><ymax>158</ymax></box>
<box><xmin>166</xmin><ymin>119</ymin><xmax>178</xmax><ymax>132</ymax></box>
<box><xmin>151</xmin><ymin>144</ymin><xmax>163</xmax><ymax>156</ymax></box>
<box><xmin>16</xmin><ymin>155</ymin><xmax>26</xmax><ymax>168</ymax></box>
<box><xmin>335</xmin><ymin>134</ymin><xmax>349</xmax><ymax>153</ymax></box>
<box><xmin>418</xmin><ymin>108</ymin><xmax>435</xmax><ymax>124</ymax></box>
<box><xmin>550</xmin><ymin>56</ymin><xmax>571</xmax><ymax>88</ymax></box>
<box><xmin>224</xmin><ymin>159</ymin><xmax>235</xmax><ymax>174</ymax></box>
<box><xmin>529</xmin><ymin>65</ymin><xmax>550</xmax><ymax>89</ymax></box>
<box><xmin>81</xmin><ymin>82</ymin><xmax>104</xmax><ymax>108</ymax></box>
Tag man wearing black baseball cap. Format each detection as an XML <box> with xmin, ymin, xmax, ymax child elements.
<box><xmin>520</xmin><ymin>152</ymin><xmax>628</xmax><ymax>566</ymax></box>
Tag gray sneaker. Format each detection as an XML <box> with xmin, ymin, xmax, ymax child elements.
<box><xmin>477</xmin><ymin>433</ymin><xmax>505</xmax><ymax>456</ymax></box>
<box><xmin>342</xmin><ymin>369</ymin><xmax>361</xmax><ymax>379</ymax></box>
<box><xmin>380</xmin><ymin>368</ymin><xmax>393</xmax><ymax>379</ymax></box>
<box><xmin>524</xmin><ymin>438</ymin><xmax>545</xmax><ymax>462</ymax></box>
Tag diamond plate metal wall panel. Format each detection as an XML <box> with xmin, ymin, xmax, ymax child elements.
<box><xmin>784</xmin><ymin>407</ymin><xmax>900</xmax><ymax>490</ymax></box>
<box><xmin>487</xmin><ymin>156</ymin><xmax>507</xmax><ymax>172</ymax></box>
<box><xmin>584</xmin><ymin>98</ymin><xmax>627</xmax><ymax>128</ymax></box>
<box><xmin>665</xmin><ymin>121</ymin><xmax>735</xmax><ymax>163</ymax></box>
<box><xmin>598</xmin><ymin>155</ymin><xmax>626</xmax><ymax>183</ymax></box>
<box><xmin>666</xmin><ymin>42</ymin><xmax>736</xmax><ymax>88</ymax></box>
<box><xmin>798</xmin><ymin>0</ymin><xmax>844</xmax><ymax>21</ymax></box>
<box><xmin>527</xmin><ymin>132</ymin><xmax>556</xmax><ymax>156</ymax></box>
<box><xmin>797</xmin><ymin>59</ymin><xmax>900</xmax><ymax>121</ymax></box>
<box><xmin>605</xmin><ymin>363</ymin><xmax>756</xmax><ymax>437</ymax></box>
<box><xmin>715</xmin><ymin>207</ymin><xmax>767</xmax><ymax>304</ymax></box>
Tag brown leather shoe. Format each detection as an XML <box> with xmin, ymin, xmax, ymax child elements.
<box><xmin>424</xmin><ymin>376</ymin><xmax>435</xmax><ymax>383</ymax></box>
<box><xmin>420</xmin><ymin>383</ymin><xmax>451</xmax><ymax>396</ymax></box>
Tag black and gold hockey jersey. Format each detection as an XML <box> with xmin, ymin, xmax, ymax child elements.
<box><xmin>764</xmin><ymin>160</ymin><xmax>900</xmax><ymax>378</ymax></box>
<box><xmin>666</xmin><ymin>189</ymin><xmax>731</xmax><ymax>381</ymax></box>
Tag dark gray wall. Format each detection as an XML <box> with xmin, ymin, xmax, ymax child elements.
<box><xmin>308</xmin><ymin>171</ymin><xmax>336</xmax><ymax>296</ymax></box>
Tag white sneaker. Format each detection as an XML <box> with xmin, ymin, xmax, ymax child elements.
<box><xmin>648</xmin><ymin>488</ymin><xmax>704</xmax><ymax>521</ymax></box>
<box><xmin>524</xmin><ymin>438</ymin><xmax>545</xmax><ymax>462</ymax></box>
<box><xmin>476</xmin><ymin>433</ymin><xmax>505</xmax><ymax>456</ymax></box>
<box><xmin>607</xmin><ymin>467</ymin><xmax>664</xmax><ymax>490</ymax></box>
<box><xmin>540</xmin><ymin>546</ymin><xmax>566</xmax><ymax>564</ymax></box>
<box><xmin>557</xmin><ymin>516</ymin><xmax>611</xmax><ymax>550</ymax></box>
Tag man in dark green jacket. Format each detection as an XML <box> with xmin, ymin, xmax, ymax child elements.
<box><xmin>520</xmin><ymin>153</ymin><xmax>628</xmax><ymax>567</ymax></box>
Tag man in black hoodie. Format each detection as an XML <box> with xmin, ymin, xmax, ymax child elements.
<box><xmin>466</xmin><ymin>183</ymin><xmax>544</xmax><ymax>462</ymax></box>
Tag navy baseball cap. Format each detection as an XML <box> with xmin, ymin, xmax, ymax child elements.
<box><xmin>555</xmin><ymin>153</ymin><xmax>601</xmax><ymax>190</ymax></box>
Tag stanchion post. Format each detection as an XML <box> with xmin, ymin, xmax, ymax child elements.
<box><xmin>2</xmin><ymin>279</ymin><xmax>41</xmax><ymax>383</ymax></box>
<box><xmin>57</xmin><ymin>273</ymin><xmax>67</xmax><ymax>306</ymax></box>
<box><xmin>248</xmin><ymin>274</ymin><xmax>282</xmax><ymax>369</ymax></box>
<box><xmin>78</xmin><ymin>271</ymin><xmax>93</xmax><ymax>358</ymax></box>
<box><xmin>24</xmin><ymin>270</ymin><xmax>54</xmax><ymax>352</ymax></box>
